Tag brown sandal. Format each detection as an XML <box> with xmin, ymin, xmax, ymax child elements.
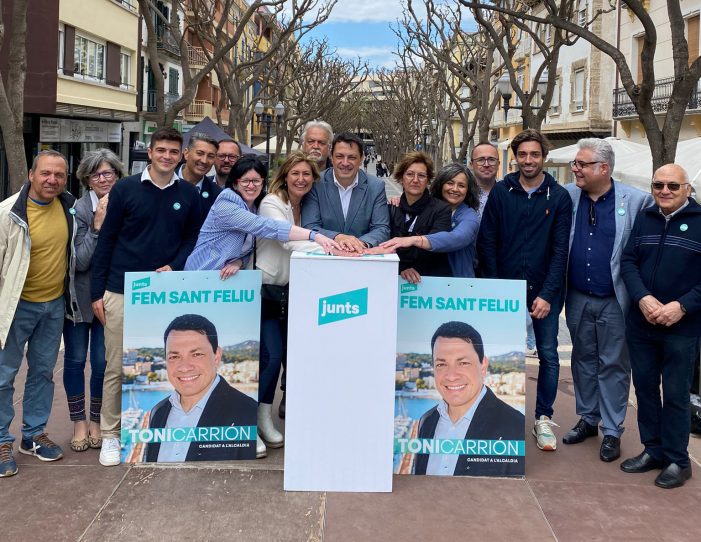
<box><xmin>70</xmin><ymin>437</ymin><xmax>89</xmax><ymax>452</ymax></box>
<box><xmin>88</xmin><ymin>434</ymin><xmax>102</xmax><ymax>449</ymax></box>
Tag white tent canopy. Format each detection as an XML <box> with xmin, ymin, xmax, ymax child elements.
<box><xmin>252</xmin><ymin>135</ymin><xmax>300</xmax><ymax>155</ymax></box>
<box><xmin>546</xmin><ymin>136</ymin><xmax>701</xmax><ymax>193</ymax></box>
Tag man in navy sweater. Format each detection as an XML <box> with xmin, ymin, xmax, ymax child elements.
<box><xmin>478</xmin><ymin>129</ymin><xmax>572</xmax><ymax>452</ymax></box>
<box><xmin>90</xmin><ymin>127</ymin><xmax>200</xmax><ymax>468</ymax></box>
<box><xmin>620</xmin><ymin>163</ymin><xmax>701</xmax><ymax>489</ymax></box>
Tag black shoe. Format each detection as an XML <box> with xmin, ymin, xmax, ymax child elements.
<box><xmin>654</xmin><ymin>463</ymin><xmax>692</xmax><ymax>489</ymax></box>
<box><xmin>278</xmin><ymin>392</ymin><xmax>286</xmax><ymax>419</ymax></box>
<box><xmin>562</xmin><ymin>418</ymin><xmax>598</xmax><ymax>444</ymax></box>
<box><xmin>599</xmin><ymin>435</ymin><xmax>621</xmax><ymax>462</ymax></box>
<box><xmin>620</xmin><ymin>451</ymin><xmax>666</xmax><ymax>473</ymax></box>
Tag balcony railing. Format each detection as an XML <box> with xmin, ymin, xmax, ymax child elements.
<box><xmin>185</xmin><ymin>99</ymin><xmax>208</xmax><ymax>120</ymax></box>
<box><xmin>613</xmin><ymin>76</ymin><xmax>701</xmax><ymax>118</ymax></box>
<box><xmin>156</xmin><ymin>31</ymin><xmax>180</xmax><ymax>57</ymax></box>
<box><xmin>188</xmin><ymin>45</ymin><xmax>208</xmax><ymax>67</ymax></box>
<box><xmin>146</xmin><ymin>90</ymin><xmax>180</xmax><ymax>112</ymax></box>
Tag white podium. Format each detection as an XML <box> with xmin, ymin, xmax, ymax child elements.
<box><xmin>283</xmin><ymin>252</ymin><xmax>399</xmax><ymax>492</ymax></box>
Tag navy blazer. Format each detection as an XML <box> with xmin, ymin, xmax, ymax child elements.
<box><xmin>196</xmin><ymin>175</ymin><xmax>222</xmax><ymax>227</ymax></box>
<box><xmin>144</xmin><ymin>378</ymin><xmax>257</xmax><ymax>462</ymax></box>
<box><xmin>301</xmin><ymin>169</ymin><xmax>390</xmax><ymax>247</ymax></box>
<box><xmin>413</xmin><ymin>387</ymin><xmax>525</xmax><ymax>477</ymax></box>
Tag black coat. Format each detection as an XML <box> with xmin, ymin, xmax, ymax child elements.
<box><xmin>389</xmin><ymin>194</ymin><xmax>452</xmax><ymax>277</ymax></box>
<box><xmin>144</xmin><ymin>378</ymin><xmax>257</xmax><ymax>462</ymax></box>
<box><xmin>621</xmin><ymin>198</ymin><xmax>701</xmax><ymax>337</ymax></box>
<box><xmin>414</xmin><ymin>387</ymin><xmax>525</xmax><ymax>477</ymax></box>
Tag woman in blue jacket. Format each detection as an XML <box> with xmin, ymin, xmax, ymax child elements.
<box><xmin>379</xmin><ymin>163</ymin><xmax>480</xmax><ymax>280</ymax></box>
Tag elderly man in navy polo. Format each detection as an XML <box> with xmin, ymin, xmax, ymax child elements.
<box><xmin>620</xmin><ymin>163</ymin><xmax>701</xmax><ymax>489</ymax></box>
<box><xmin>563</xmin><ymin>138</ymin><xmax>652</xmax><ymax>463</ymax></box>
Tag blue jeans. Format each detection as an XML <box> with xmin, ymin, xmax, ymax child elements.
<box><xmin>0</xmin><ymin>298</ymin><xmax>64</xmax><ymax>444</ymax></box>
<box><xmin>62</xmin><ymin>319</ymin><xmax>106</xmax><ymax>422</ymax></box>
<box><xmin>526</xmin><ymin>313</ymin><xmax>536</xmax><ymax>350</ymax></box>
<box><xmin>626</xmin><ymin>325</ymin><xmax>697</xmax><ymax>467</ymax></box>
<box><xmin>532</xmin><ymin>306</ymin><xmax>561</xmax><ymax>419</ymax></box>
<box><xmin>259</xmin><ymin>316</ymin><xmax>287</xmax><ymax>405</ymax></box>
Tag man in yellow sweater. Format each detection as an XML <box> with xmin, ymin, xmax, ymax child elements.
<box><xmin>0</xmin><ymin>150</ymin><xmax>79</xmax><ymax>478</ymax></box>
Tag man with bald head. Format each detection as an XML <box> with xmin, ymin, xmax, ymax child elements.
<box><xmin>620</xmin><ymin>163</ymin><xmax>701</xmax><ymax>489</ymax></box>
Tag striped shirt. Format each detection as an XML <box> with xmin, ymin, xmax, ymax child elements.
<box><xmin>185</xmin><ymin>188</ymin><xmax>291</xmax><ymax>270</ymax></box>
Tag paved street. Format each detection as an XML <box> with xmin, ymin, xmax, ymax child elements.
<box><xmin>2</xmin><ymin>313</ymin><xmax>700</xmax><ymax>541</ymax></box>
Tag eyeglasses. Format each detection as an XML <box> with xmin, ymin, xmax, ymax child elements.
<box><xmin>217</xmin><ymin>153</ymin><xmax>240</xmax><ymax>162</ymax></box>
<box><xmin>89</xmin><ymin>169</ymin><xmax>116</xmax><ymax>182</ymax></box>
<box><xmin>238</xmin><ymin>177</ymin><xmax>264</xmax><ymax>187</ymax></box>
<box><xmin>472</xmin><ymin>157</ymin><xmax>499</xmax><ymax>166</ymax></box>
<box><xmin>651</xmin><ymin>181</ymin><xmax>689</xmax><ymax>192</ymax></box>
<box><xmin>404</xmin><ymin>172</ymin><xmax>428</xmax><ymax>181</ymax></box>
<box><xmin>569</xmin><ymin>160</ymin><xmax>602</xmax><ymax>170</ymax></box>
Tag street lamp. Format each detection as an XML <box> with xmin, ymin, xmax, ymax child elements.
<box><xmin>497</xmin><ymin>69</ymin><xmax>548</xmax><ymax>129</ymax></box>
<box><xmin>254</xmin><ymin>100</ymin><xmax>285</xmax><ymax>174</ymax></box>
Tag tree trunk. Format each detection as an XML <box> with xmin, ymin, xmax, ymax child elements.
<box><xmin>0</xmin><ymin>0</ymin><xmax>29</xmax><ymax>194</ymax></box>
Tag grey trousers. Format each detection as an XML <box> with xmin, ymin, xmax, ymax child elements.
<box><xmin>565</xmin><ymin>289</ymin><xmax>631</xmax><ymax>437</ymax></box>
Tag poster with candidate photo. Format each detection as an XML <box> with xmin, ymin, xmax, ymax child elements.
<box><xmin>394</xmin><ymin>277</ymin><xmax>526</xmax><ymax>477</ymax></box>
<box><xmin>121</xmin><ymin>270</ymin><xmax>261</xmax><ymax>463</ymax></box>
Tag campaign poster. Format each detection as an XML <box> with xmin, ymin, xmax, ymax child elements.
<box><xmin>121</xmin><ymin>270</ymin><xmax>261</xmax><ymax>463</ymax></box>
<box><xmin>394</xmin><ymin>277</ymin><xmax>526</xmax><ymax>477</ymax></box>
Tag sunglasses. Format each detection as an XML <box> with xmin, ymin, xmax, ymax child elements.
<box><xmin>651</xmin><ymin>181</ymin><xmax>689</xmax><ymax>192</ymax></box>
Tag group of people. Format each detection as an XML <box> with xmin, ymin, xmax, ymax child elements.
<box><xmin>0</xmin><ymin>119</ymin><xmax>699</xmax><ymax>489</ymax></box>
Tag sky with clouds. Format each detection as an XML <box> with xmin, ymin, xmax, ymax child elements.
<box><xmin>303</xmin><ymin>0</ymin><xmax>413</xmax><ymax>69</ymax></box>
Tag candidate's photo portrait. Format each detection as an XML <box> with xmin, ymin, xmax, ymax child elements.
<box><xmin>121</xmin><ymin>271</ymin><xmax>261</xmax><ymax>464</ymax></box>
<box><xmin>394</xmin><ymin>277</ymin><xmax>526</xmax><ymax>477</ymax></box>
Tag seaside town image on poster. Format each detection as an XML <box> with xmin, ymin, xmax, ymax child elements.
<box><xmin>121</xmin><ymin>270</ymin><xmax>261</xmax><ymax>463</ymax></box>
<box><xmin>394</xmin><ymin>276</ymin><xmax>526</xmax><ymax>477</ymax></box>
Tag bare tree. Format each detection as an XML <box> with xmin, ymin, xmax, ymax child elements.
<box><xmin>0</xmin><ymin>0</ymin><xmax>29</xmax><ymax>193</ymax></box>
<box><xmin>263</xmin><ymin>38</ymin><xmax>368</xmax><ymax>156</ymax></box>
<box><xmin>139</xmin><ymin>0</ymin><xmax>334</xmax><ymax>131</ymax></box>
<box><xmin>461</xmin><ymin>0</ymin><xmax>701</xmax><ymax>171</ymax></box>
<box><xmin>401</xmin><ymin>0</ymin><xmax>502</xmax><ymax>162</ymax></box>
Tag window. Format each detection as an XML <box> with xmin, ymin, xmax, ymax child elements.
<box><xmin>635</xmin><ymin>35</ymin><xmax>645</xmax><ymax>83</ymax></box>
<box><xmin>687</xmin><ymin>15</ymin><xmax>699</xmax><ymax>67</ymax></box>
<box><xmin>573</xmin><ymin>68</ymin><xmax>585</xmax><ymax>111</ymax></box>
<box><xmin>550</xmin><ymin>78</ymin><xmax>560</xmax><ymax>114</ymax></box>
<box><xmin>578</xmin><ymin>0</ymin><xmax>587</xmax><ymax>26</ymax></box>
<box><xmin>515</xmin><ymin>67</ymin><xmax>524</xmax><ymax>107</ymax></box>
<box><xmin>58</xmin><ymin>27</ymin><xmax>64</xmax><ymax>71</ymax></box>
<box><xmin>74</xmin><ymin>35</ymin><xmax>105</xmax><ymax>80</ymax></box>
<box><xmin>168</xmin><ymin>67</ymin><xmax>179</xmax><ymax>95</ymax></box>
<box><xmin>120</xmin><ymin>52</ymin><xmax>130</xmax><ymax>87</ymax></box>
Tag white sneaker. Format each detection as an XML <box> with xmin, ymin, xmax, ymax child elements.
<box><xmin>525</xmin><ymin>347</ymin><xmax>538</xmax><ymax>358</ymax></box>
<box><xmin>256</xmin><ymin>435</ymin><xmax>267</xmax><ymax>459</ymax></box>
<box><xmin>257</xmin><ymin>403</ymin><xmax>284</xmax><ymax>448</ymax></box>
<box><xmin>99</xmin><ymin>437</ymin><xmax>121</xmax><ymax>466</ymax></box>
<box><xmin>532</xmin><ymin>416</ymin><xmax>559</xmax><ymax>451</ymax></box>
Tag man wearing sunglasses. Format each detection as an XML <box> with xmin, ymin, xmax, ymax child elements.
<box><xmin>620</xmin><ymin>163</ymin><xmax>701</xmax><ymax>489</ymax></box>
<box><xmin>563</xmin><ymin>139</ymin><xmax>652</xmax><ymax>463</ymax></box>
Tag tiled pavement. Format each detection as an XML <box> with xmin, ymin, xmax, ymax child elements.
<box><xmin>2</xmin><ymin>320</ymin><xmax>700</xmax><ymax>542</ymax></box>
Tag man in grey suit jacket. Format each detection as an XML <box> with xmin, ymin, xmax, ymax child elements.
<box><xmin>302</xmin><ymin>133</ymin><xmax>389</xmax><ymax>250</ymax></box>
<box><xmin>562</xmin><ymin>138</ymin><xmax>654</xmax><ymax>462</ymax></box>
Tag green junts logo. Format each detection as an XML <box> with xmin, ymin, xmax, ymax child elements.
<box><xmin>318</xmin><ymin>288</ymin><xmax>368</xmax><ymax>326</ymax></box>
<box><xmin>400</xmin><ymin>283</ymin><xmax>418</xmax><ymax>294</ymax></box>
<box><xmin>131</xmin><ymin>277</ymin><xmax>151</xmax><ymax>291</ymax></box>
